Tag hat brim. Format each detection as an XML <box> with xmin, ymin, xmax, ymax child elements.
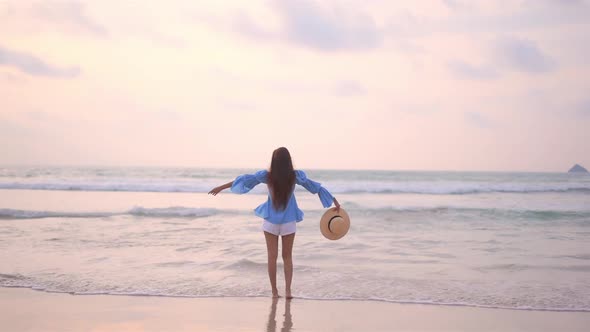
<box><xmin>320</xmin><ymin>207</ymin><xmax>350</xmax><ymax>240</ymax></box>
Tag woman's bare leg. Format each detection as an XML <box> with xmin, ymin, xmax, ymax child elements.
<box><xmin>281</xmin><ymin>233</ymin><xmax>296</xmax><ymax>299</ymax></box>
<box><xmin>264</xmin><ymin>231</ymin><xmax>280</xmax><ymax>298</ymax></box>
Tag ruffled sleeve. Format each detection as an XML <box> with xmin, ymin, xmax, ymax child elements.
<box><xmin>295</xmin><ymin>170</ymin><xmax>334</xmax><ymax>208</ymax></box>
<box><xmin>231</xmin><ymin>170</ymin><xmax>268</xmax><ymax>194</ymax></box>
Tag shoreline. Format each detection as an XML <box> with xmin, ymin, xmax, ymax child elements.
<box><xmin>3</xmin><ymin>285</ymin><xmax>589</xmax><ymax>313</ymax></box>
<box><xmin>3</xmin><ymin>287</ymin><xmax>590</xmax><ymax>331</ymax></box>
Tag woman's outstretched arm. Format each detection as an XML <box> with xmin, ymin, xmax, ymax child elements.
<box><xmin>212</xmin><ymin>170</ymin><xmax>266</xmax><ymax>196</ymax></box>
<box><xmin>295</xmin><ymin>170</ymin><xmax>341</xmax><ymax>210</ymax></box>
<box><xmin>208</xmin><ymin>181</ymin><xmax>233</xmax><ymax>196</ymax></box>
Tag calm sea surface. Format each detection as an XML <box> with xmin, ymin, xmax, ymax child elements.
<box><xmin>1</xmin><ymin>166</ymin><xmax>589</xmax><ymax>311</ymax></box>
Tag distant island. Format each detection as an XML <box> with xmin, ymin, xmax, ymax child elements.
<box><xmin>568</xmin><ymin>164</ymin><xmax>588</xmax><ymax>173</ymax></box>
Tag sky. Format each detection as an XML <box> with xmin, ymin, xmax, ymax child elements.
<box><xmin>0</xmin><ymin>0</ymin><xmax>589</xmax><ymax>172</ymax></box>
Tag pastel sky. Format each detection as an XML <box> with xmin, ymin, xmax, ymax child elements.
<box><xmin>1</xmin><ymin>0</ymin><xmax>589</xmax><ymax>171</ymax></box>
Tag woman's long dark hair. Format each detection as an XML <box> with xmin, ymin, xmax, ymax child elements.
<box><xmin>268</xmin><ymin>147</ymin><xmax>295</xmax><ymax>210</ymax></box>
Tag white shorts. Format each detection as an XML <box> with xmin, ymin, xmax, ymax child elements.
<box><xmin>262</xmin><ymin>221</ymin><xmax>297</xmax><ymax>236</ymax></box>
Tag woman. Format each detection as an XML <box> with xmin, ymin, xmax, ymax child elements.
<box><xmin>208</xmin><ymin>147</ymin><xmax>340</xmax><ymax>299</ymax></box>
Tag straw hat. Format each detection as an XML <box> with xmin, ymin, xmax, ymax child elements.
<box><xmin>320</xmin><ymin>207</ymin><xmax>350</xmax><ymax>240</ymax></box>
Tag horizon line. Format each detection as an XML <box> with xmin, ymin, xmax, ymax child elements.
<box><xmin>0</xmin><ymin>162</ymin><xmax>583</xmax><ymax>174</ymax></box>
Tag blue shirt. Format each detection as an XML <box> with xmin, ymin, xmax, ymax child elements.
<box><xmin>230</xmin><ymin>170</ymin><xmax>334</xmax><ymax>224</ymax></box>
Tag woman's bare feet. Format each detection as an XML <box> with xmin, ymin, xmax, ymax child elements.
<box><xmin>285</xmin><ymin>290</ymin><xmax>293</xmax><ymax>299</ymax></box>
<box><xmin>272</xmin><ymin>289</ymin><xmax>281</xmax><ymax>298</ymax></box>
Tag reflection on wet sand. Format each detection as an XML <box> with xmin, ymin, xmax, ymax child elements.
<box><xmin>266</xmin><ymin>298</ymin><xmax>292</xmax><ymax>332</ymax></box>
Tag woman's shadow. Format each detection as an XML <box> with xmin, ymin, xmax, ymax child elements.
<box><xmin>266</xmin><ymin>298</ymin><xmax>293</xmax><ymax>332</ymax></box>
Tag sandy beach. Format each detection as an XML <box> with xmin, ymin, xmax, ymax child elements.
<box><xmin>2</xmin><ymin>287</ymin><xmax>589</xmax><ymax>332</ymax></box>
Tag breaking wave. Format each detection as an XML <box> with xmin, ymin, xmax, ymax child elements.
<box><xmin>0</xmin><ymin>206</ymin><xmax>219</xmax><ymax>219</ymax></box>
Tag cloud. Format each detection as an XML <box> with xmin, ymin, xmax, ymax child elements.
<box><xmin>235</xmin><ymin>0</ymin><xmax>383</xmax><ymax>51</ymax></box>
<box><xmin>415</xmin><ymin>1</ymin><xmax>590</xmax><ymax>39</ymax></box>
<box><xmin>447</xmin><ymin>60</ymin><xmax>499</xmax><ymax>80</ymax></box>
<box><xmin>523</xmin><ymin>0</ymin><xmax>587</xmax><ymax>7</ymax></box>
<box><xmin>574</xmin><ymin>99</ymin><xmax>590</xmax><ymax>116</ymax></box>
<box><xmin>31</xmin><ymin>1</ymin><xmax>107</xmax><ymax>36</ymax></box>
<box><xmin>0</xmin><ymin>71</ymin><xmax>22</xmax><ymax>82</ymax></box>
<box><xmin>0</xmin><ymin>2</ymin><xmax>13</xmax><ymax>17</ymax></box>
<box><xmin>494</xmin><ymin>37</ymin><xmax>556</xmax><ymax>73</ymax></box>
<box><xmin>0</xmin><ymin>45</ymin><xmax>80</xmax><ymax>78</ymax></box>
<box><xmin>382</xmin><ymin>13</ymin><xmax>429</xmax><ymax>53</ymax></box>
<box><xmin>274</xmin><ymin>0</ymin><xmax>382</xmax><ymax>51</ymax></box>
<box><xmin>333</xmin><ymin>80</ymin><xmax>366</xmax><ymax>96</ymax></box>
<box><xmin>233</xmin><ymin>12</ymin><xmax>275</xmax><ymax>40</ymax></box>
<box><xmin>442</xmin><ymin>0</ymin><xmax>475</xmax><ymax>11</ymax></box>
<box><xmin>395</xmin><ymin>102</ymin><xmax>440</xmax><ymax>115</ymax></box>
<box><xmin>449</xmin><ymin>36</ymin><xmax>556</xmax><ymax>80</ymax></box>
<box><xmin>23</xmin><ymin>110</ymin><xmax>63</xmax><ymax>122</ymax></box>
<box><xmin>220</xmin><ymin>100</ymin><xmax>258</xmax><ymax>112</ymax></box>
<box><xmin>464</xmin><ymin>112</ymin><xmax>494</xmax><ymax>128</ymax></box>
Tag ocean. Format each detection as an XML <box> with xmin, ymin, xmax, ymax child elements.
<box><xmin>0</xmin><ymin>166</ymin><xmax>589</xmax><ymax>311</ymax></box>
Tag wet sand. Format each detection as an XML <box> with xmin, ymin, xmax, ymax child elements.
<box><xmin>2</xmin><ymin>287</ymin><xmax>589</xmax><ymax>331</ymax></box>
